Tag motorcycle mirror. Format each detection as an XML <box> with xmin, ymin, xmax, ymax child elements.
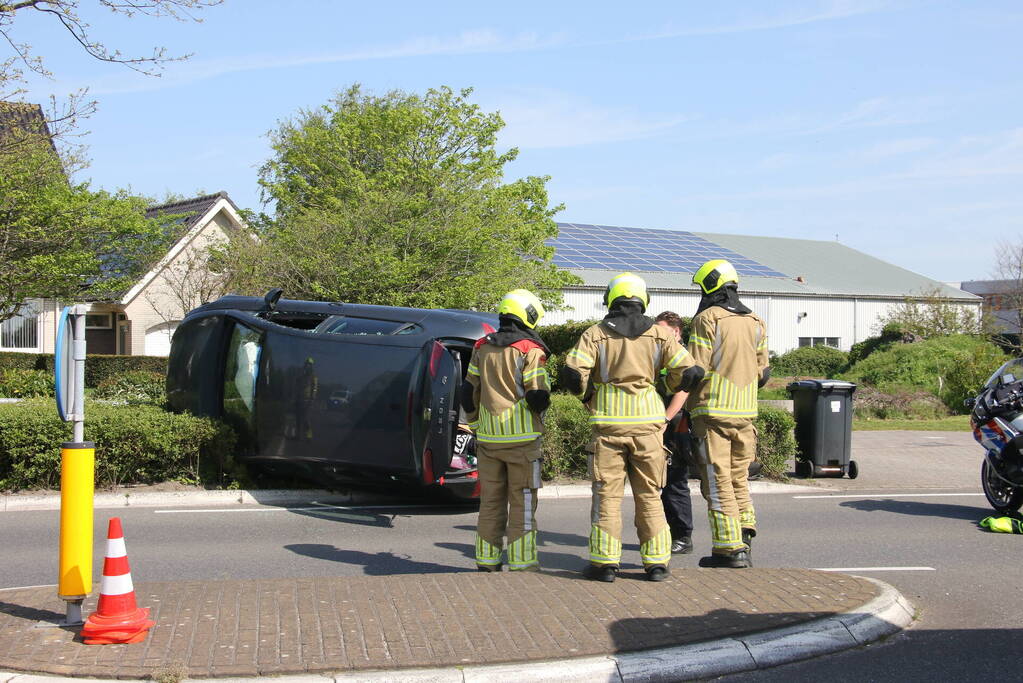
<box><xmin>964</xmin><ymin>397</ymin><xmax>977</xmax><ymax>409</ymax></box>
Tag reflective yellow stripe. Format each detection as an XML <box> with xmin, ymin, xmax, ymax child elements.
<box><xmin>475</xmin><ymin>533</ymin><xmax>503</xmax><ymax>565</ymax></box>
<box><xmin>690</xmin><ymin>335</ymin><xmax>713</xmax><ymax>349</ymax></box>
<box><xmin>475</xmin><ymin>401</ymin><xmax>541</xmax><ymax>443</ymax></box>
<box><xmin>467</xmin><ymin>363</ymin><xmax>480</xmax><ymax>376</ymax></box>
<box><xmin>522</xmin><ymin>367</ymin><xmax>549</xmax><ymax>383</ymax></box>
<box><xmin>508</xmin><ymin>531</ymin><xmax>538</xmax><ymax>569</ymax></box>
<box><xmin>640</xmin><ymin>527</ymin><xmax>672</xmax><ymax>566</ymax></box>
<box><xmin>567</xmin><ymin>348</ymin><xmax>594</xmax><ymax>365</ymax></box>
<box><xmin>709</xmin><ymin>511</ymin><xmax>744</xmax><ymax>550</ymax></box>
<box><xmin>666</xmin><ymin>348</ymin><xmax>690</xmax><ymax>368</ymax></box>
<box><xmin>589</xmin><ymin>384</ymin><xmax>664</xmax><ymax>425</ymax></box>
<box><xmin>589</xmin><ymin>526</ymin><xmax>622</xmax><ymax>564</ymax></box>
<box><xmin>740</xmin><ymin>508</ymin><xmax>757</xmax><ymax>529</ymax></box>
<box><xmin>693</xmin><ymin>373</ymin><xmax>758</xmax><ymax>418</ymax></box>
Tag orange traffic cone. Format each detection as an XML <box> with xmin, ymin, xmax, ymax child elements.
<box><xmin>81</xmin><ymin>517</ymin><xmax>155</xmax><ymax>645</ymax></box>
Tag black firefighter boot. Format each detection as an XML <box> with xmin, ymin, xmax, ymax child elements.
<box><xmin>698</xmin><ymin>550</ymin><xmax>752</xmax><ymax>569</ymax></box>
<box><xmin>742</xmin><ymin>528</ymin><xmax>756</xmax><ymax>559</ymax></box>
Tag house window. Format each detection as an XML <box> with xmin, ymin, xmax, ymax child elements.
<box><xmin>0</xmin><ymin>302</ymin><xmax>40</xmax><ymax>350</ymax></box>
<box><xmin>798</xmin><ymin>337</ymin><xmax>840</xmax><ymax>348</ymax></box>
<box><xmin>85</xmin><ymin>313</ymin><xmax>113</xmax><ymax>329</ymax></box>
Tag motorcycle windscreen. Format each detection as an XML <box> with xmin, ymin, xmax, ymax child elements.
<box><xmin>419</xmin><ymin>340</ymin><xmax>458</xmax><ymax>484</ymax></box>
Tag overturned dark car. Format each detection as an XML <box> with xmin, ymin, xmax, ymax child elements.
<box><xmin>166</xmin><ymin>290</ymin><xmax>497</xmax><ymax>499</ymax></box>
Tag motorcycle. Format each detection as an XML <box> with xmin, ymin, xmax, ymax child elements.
<box><xmin>968</xmin><ymin>358</ymin><xmax>1023</xmax><ymax>513</ymax></box>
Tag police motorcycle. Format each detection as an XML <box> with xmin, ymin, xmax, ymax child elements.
<box><xmin>968</xmin><ymin>358</ymin><xmax>1023</xmax><ymax>514</ymax></box>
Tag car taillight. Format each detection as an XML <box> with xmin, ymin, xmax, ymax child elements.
<box><xmin>423</xmin><ymin>448</ymin><xmax>434</xmax><ymax>483</ymax></box>
<box><xmin>429</xmin><ymin>341</ymin><xmax>444</xmax><ymax>378</ymax></box>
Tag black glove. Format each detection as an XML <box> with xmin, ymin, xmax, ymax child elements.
<box><xmin>758</xmin><ymin>367</ymin><xmax>771</xmax><ymax>388</ymax></box>
<box><xmin>678</xmin><ymin>365</ymin><xmax>705</xmax><ymax>392</ymax></box>
<box><xmin>525</xmin><ymin>389</ymin><xmax>550</xmax><ymax>413</ymax></box>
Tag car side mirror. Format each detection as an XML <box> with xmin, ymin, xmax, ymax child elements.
<box><xmin>263</xmin><ymin>288</ymin><xmax>283</xmax><ymax>312</ymax></box>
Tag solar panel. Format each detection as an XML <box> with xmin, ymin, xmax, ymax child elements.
<box><xmin>549</xmin><ymin>223</ymin><xmax>788</xmax><ymax>278</ymax></box>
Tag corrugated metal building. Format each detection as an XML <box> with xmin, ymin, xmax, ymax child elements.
<box><xmin>545</xmin><ymin>224</ymin><xmax>981</xmax><ymax>355</ymax></box>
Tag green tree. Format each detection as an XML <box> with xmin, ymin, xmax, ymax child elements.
<box><xmin>228</xmin><ymin>85</ymin><xmax>577</xmax><ymax>310</ymax></box>
<box><xmin>876</xmin><ymin>285</ymin><xmax>986</xmax><ymax>340</ymax></box>
<box><xmin>0</xmin><ymin>111</ymin><xmax>170</xmax><ymax>322</ymax></box>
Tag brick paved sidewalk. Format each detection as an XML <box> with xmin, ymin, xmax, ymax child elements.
<box><xmin>0</xmin><ymin>569</ymin><xmax>878</xmax><ymax>679</ymax></box>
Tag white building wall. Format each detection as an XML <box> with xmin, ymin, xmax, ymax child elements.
<box><xmin>547</xmin><ymin>287</ymin><xmax>982</xmax><ymax>356</ymax></box>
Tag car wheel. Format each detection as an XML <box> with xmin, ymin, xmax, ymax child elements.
<box><xmin>982</xmin><ymin>459</ymin><xmax>1023</xmax><ymax>514</ymax></box>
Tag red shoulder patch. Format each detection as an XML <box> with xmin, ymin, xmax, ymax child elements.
<box><xmin>510</xmin><ymin>339</ymin><xmax>546</xmax><ymax>358</ymax></box>
<box><xmin>474</xmin><ymin>336</ymin><xmax>489</xmax><ymax>349</ymax></box>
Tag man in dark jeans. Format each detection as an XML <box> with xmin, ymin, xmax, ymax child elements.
<box><xmin>654</xmin><ymin>311</ymin><xmax>694</xmax><ymax>555</ymax></box>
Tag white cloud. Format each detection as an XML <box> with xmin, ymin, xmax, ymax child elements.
<box><xmin>492</xmin><ymin>90</ymin><xmax>689</xmax><ymax>149</ymax></box>
<box><xmin>856</xmin><ymin>137</ymin><xmax>938</xmax><ymax>160</ymax></box>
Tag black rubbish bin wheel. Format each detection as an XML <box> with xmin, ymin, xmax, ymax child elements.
<box><xmin>795</xmin><ymin>459</ymin><xmax>812</xmax><ymax>478</ymax></box>
<box><xmin>847</xmin><ymin>460</ymin><xmax>859</xmax><ymax>480</ymax></box>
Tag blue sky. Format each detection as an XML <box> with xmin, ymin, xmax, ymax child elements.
<box><xmin>12</xmin><ymin>0</ymin><xmax>1022</xmax><ymax>283</ymax></box>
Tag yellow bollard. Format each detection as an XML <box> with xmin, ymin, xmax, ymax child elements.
<box><xmin>58</xmin><ymin>441</ymin><xmax>94</xmax><ymax>601</ymax></box>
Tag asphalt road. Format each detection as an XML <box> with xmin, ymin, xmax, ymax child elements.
<box><xmin>3</xmin><ymin>430</ymin><xmax>1022</xmax><ymax>680</ymax></box>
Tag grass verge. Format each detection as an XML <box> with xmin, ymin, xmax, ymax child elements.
<box><xmin>853</xmin><ymin>414</ymin><xmax>971</xmax><ymax>431</ymax></box>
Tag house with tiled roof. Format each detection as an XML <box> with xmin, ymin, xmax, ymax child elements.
<box><xmin>0</xmin><ymin>185</ymin><xmax>246</xmax><ymax>356</ymax></box>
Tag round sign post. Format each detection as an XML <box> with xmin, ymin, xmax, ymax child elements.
<box><xmin>54</xmin><ymin>305</ymin><xmax>93</xmax><ymax>627</ymax></box>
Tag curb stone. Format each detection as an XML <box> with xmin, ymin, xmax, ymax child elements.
<box><xmin>2</xmin><ymin>480</ymin><xmax>818</xmax><ymax>512</ymax></box>
<box><xmin>0</xmin><ymin>578</ymin><xmax>913</xmax><ymax>682</ymax></box>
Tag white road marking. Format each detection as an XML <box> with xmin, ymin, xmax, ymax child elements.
<box><xmin>814</xmin><ymin>567</ymin><xmax>936</xmax><ymax>572</ymax></box>
<box><xmin>923</xmin><ymin>437</ymin><xmax>946</xmax><ymax>440</ymax></box>
<box><xmin>794</xmin><ymin>493</ymin><xmax>984</xmax><ymax>499</ymax></box>
<box><xmin>153</xmin><ymin>504</ymin><xmax>443</xmax><ymax>514</ymax></box>
<box><xmin>0</xmin><ymin>584</ymin><xmax>56</xmax><ymax>592</ymax></box>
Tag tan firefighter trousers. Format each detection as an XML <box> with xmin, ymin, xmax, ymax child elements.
<box><xmin>588</xmin><ymin>432</ymin><xmax>671</xmax><ymax>568</ymax></box>
<box><xmin>692</xmin><ymin>416</ymin><xmax>757</xmax><ymax>554</ymax></box>
<box><xmin>475</xmin><ymin>440</ymin><xmax>543</xmax><ymax>570</ymax></box>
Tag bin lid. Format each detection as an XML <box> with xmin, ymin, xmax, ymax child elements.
<box><xmin>786</xmin><ymin>379</ymin><xmax>857</xmax><ymax>393</ymax></box>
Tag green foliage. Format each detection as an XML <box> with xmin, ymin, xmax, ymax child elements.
<box><xmin>771</xmin><ymin>345</ymin><xmax>849</xmax><ymax>378</ymax></box>
<box><xmin>0</xmin><ymin>368</ymin><xmax>52</xmax><ymax>397</ymax></box>
<box><xmin>842</xmin><ymin>335</ymin><xmax>1005</xmax><ymax>413</ymax></box>
<box><xmin>0</xmin><ymin>399</ymin><xmax>236</xmax><ymax>491</ymax></box>
<box><xmin>0</xmin><ymin>352</ymin><xmax>167</xmax><ymax>388</ymax></box>
<box><xmin>227</xmin><ymin>84</ymin><xmax>578</xmax><ymax>311</ymax></box>
<box><xmin>852</xmin><ymin>385</ymin><xmax>949</xmax><ymax>420</ymax></box>
<box><xmin>846</xmin><ymin>326</ymin><xmax>903</xmax><ymax>368</ymax></box>
<box><xmin>540</xmin><ymin>393</ymin><xmax>591</xmax><ymax>480</ymax></box>
<box><xmin>0</xmin><ymin>351</ymin><xmax>51</xmax><ymax>372</ymax></box>
<box><xmin>754</xmin><ymin>406</ymin><xmax>797</xmax><ymax>478</ymax></box>
<box><xmin>93</xmin><ymin>371</ymin><xmax>166</xmax><ymax>404</ymax></box>
<box><xmin>0</xmin><ymin>127</ymin><xmax>175</xmax><ymax>323</ymax></box>
<box><xmin>536</xmin><ymin>320</ymin><xmax>598</xmax><ymax>355</ymax></box>
<box><xmin>875</xmin><ymin>286</ymin><xmax>983</xmax><ymax>339</ymax></box>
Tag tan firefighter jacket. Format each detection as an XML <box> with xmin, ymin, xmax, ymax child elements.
<box><xmin>564</xmin><ymin>321</ymin><xmax>695</xmax><ymax>436</ymax></box>
<box><xmin>687</xmin><ymin>306</ymin><xmax>768</xmax><ymax>420</ymax></box>
<box><xmin>465</xmin><ymin>339</ymin><xmax>550</xmax><ymax>448</ymax></box>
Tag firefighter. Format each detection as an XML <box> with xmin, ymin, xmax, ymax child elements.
<box><xmin>688</xmin><ymin>260</ymin><xmax>770</xmax><ymax>569</ymax></box>
<box><xmin>461</xmin><ymin>289</ymin><xmax>551</xmax><ymax>572</ymax></box>
<box><xmin>654</xmin><ymin>311</ymin><xmax>694</xmax><ymax>555</ymax></box>
<box><xmin>563</xmin><ymin>273</ymin><xmax>704</xmax><ymax>582</ymax></box>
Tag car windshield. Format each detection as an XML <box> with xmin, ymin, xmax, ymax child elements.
<box><xmin>319</xmin><ymin>316</ymin><xmax>420</xmax><ymax>336</ymax></box>
<box><xmin>986</xmin><ymin>359</ymin><xmax>1023</xmax><ymax>389</ymax></box>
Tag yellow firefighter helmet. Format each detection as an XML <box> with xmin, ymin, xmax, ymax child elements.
<box><xmin>498</xmin><ymin>289</ymin><xmax>545</xmax><ymax>329</ymax></box>
<box><xmin>693</xmin><ymin>259</ymin><xmax>739</xmax><ymax>295</ymax></box>
<box><xmin>603</xmin><ymin>272</ymin><xmax>650</xmax><ymax>311</ymax></box>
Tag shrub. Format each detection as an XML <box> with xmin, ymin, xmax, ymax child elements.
<box><xmin>0</xmin><ymin>369</ymin><xmax>53</xmax><ymax>398</ymax></box>
<box><xmin>93</xmin><ymin>370</ymin><xmax>166</xmax><ymax>404</ymax></box>
<box><xmin>84</xmin><ymin>355</ymin><xmax>168</xmax><ymax>388</ymax></box>
<box><xmin>541</xmin><ymin>393</ymin><xmax>591</xmax><ymax>480</ymax></box>
<box><xmin>852</xmin><ymin>386</ymin><xmax>949</xmax><ymax>420</ymax></box>
<box><xmin>772</xmin><ymin>345</ymin><xmax>849</xmax><ymax>378</ymax></box>
<box><xmin>536</xmin><ymin>320</ymin><xmax>597</xmax><ymax>355</ymax></box>
<box><xmin>0</xmin><ymin>399</ymin><xmax>236</xmax><ymax>491</ymax></box>
<box><xmin>754</xmin><ymin>405</ymin><xmax>797</xmax><ymax>478</ymax></box>
<box><xmin>842</xmin><ymin>335</ymin><xmax>1005</xmax><ymax>413</ymax></box>
<box><xmin>0</xmin><ymin>352</ymin><xmax>167</xmax><ymax>388</ymax></box>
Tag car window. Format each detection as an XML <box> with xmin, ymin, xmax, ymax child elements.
<box><xmin>224</xmin><ymin>323</ymin><xmax>262</xmax><ymax>422</ymax></box>
<box><xmin>321</xmin><ymin>316</ymin><xmax>421</xmax><ymax>336</ymax></box>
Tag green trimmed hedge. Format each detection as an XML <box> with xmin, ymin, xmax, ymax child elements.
<box><xmin>539</xmin><ymin>394</ymin><xmax>796</xmax><ymax>481</ymax></box>
<box><xmin>0</xmin><ymin>369</ymin><xmax>53</xmax><ymax>398</ymax></box>
<box><xmin>771</xmin><ymin>345</ymin><xmax>849</xmax><ymax>378</ymax></box>
<box><xmin>0</xmin><ymin>399</ymin><xmax>235</xmax><ymax>491</ymax></box>
<box><xmin>0</xmin><ymin>352</ymin><xmax>167</xmax><ymax>388</ymax></box>
<box><xmin>93</xmin><ymin>371</ymin><xmax>166</xmax><ymax>404</ymax></box>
